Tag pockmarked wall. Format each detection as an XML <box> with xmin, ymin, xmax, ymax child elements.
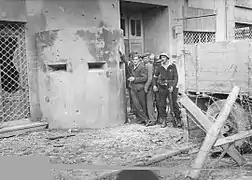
<box><xmin>23</xmin><ymin>0</ymin><xmax>123</xmax><ymax>127</ymax></box>
<box><xmin>35</xmin><ymin>28</ymin><xmax>125</xmax><ymax>129</ymax></box>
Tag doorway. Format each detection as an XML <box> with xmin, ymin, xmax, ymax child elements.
<box><xmin>120</xmin><ymin>8</ymin><xmax>144</xmax><ymax>56</ymax></box>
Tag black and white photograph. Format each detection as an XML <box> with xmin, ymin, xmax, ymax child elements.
<box><xmin>0</xmin><ymin>0</ymin><xmax>252</xmax><ymax>180</ymax></box>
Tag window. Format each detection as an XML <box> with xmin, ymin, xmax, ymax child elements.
<box><xmin>120</xmin><ymin>18</ymin><xmax>126</xmax><ymax>37</ymax></box>
<box><xmin>184</xmin><ymin>31</ymin><xmax>216</xmax><ymax>44</ymax></box>
<box><xmin>235</xmin><ymin>23</ymin><xmax>252</xmax><ymax>40</ymax></box>
<box><xmin>131</xmin><ymin>19</ymin><xmax>136</xmax><ymax>36</ymax></box>
<box><xmin>136</xmin><ymin>20</ymin><xmax>141</xmax><ymax>36</ymax></box>
<box><xmin>130</xmin><ymin>19</ymin><xmax>142</xmax><ymax>37</ymax></box>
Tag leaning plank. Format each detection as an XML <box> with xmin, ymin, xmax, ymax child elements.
<box><xmin>179</xmin><ymin>94</ymin><xmax>212</xmax><ymax>131</ymax></box>
<box><xmin>0</xmin><ymin>122</ymin><xmax>48</xmax><ymax>138</ymax></box>
<box><xmin>187</xmin><ymin>86</ymin><xmax>240</xmax><ymax>180</ymax></box>
<box><xmin>179</xmin><ymin>94</ymin><xmax>246</xmax><ymax>166</ymax></box>
<box><xmin>214</xmin><ymin>129</ymin><xmax>252</xmax><ymax>147</ymax></box>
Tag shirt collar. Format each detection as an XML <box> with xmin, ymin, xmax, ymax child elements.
<box><xmin>133</xmin><ymin>62</ymin><xmax>141</xmax><ymax>69</ymax></box>
<box><xmin>161</xmin><ymin>61</ymin><xmax>172</xmax><ymax>69</ymax></box>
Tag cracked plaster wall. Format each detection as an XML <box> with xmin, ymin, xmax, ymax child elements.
<box><xmin>0</xmin><ymin>0</ymin><xmax>125</xmax><ymax>128</ymax></box>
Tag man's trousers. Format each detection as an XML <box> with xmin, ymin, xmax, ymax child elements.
<box><xmin>130</xmin><ymin>89</ymin><xmax>149</xmax><ymax>122</ymax></box>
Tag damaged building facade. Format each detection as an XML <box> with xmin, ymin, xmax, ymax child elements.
<box><xmin>0</xmin><ymin>0</ymin><xmax>251</xmax><ymax>130</ymax></box>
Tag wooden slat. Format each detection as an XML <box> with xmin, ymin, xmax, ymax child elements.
<box><xmin>179</xmin><ymin>94</ymin><xmax>213</xmax><ymax>131</ymax></box>
<box><xmin>179</xmin><ymin>94</ymin><xmax>246</xmax><ymax>166</ymax></box>
<box><xmin>188</xmin><ymin>86</ymin><xmax>240</xmax><ymax>179</ymax></box>
<box><xmin>214</xmin><ymin>130</ymin><xmax>252</xmax><ymax>147</ymax></box>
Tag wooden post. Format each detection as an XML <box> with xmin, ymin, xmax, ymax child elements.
<box><xmin>179</xmin><ymin>94</ymin><xmax>246</xmax><ymax>165</ymax></box>
<box><xmin>181</xmin><ymin>108</ymin><xmax>189</xmax><ymax>142</ymax></box>
<box><xmin>187</xmin><ymin>86</ymin><xmax>240</xmax><ymax>180</ymax></box>
<box><xmin>214</xmin><ymin>129</ymin><xmax>252</xmax><ymax>147</ymax></box>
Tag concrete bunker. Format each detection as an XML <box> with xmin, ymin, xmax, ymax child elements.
<box><xmin>36</xmin><ymin>27</ymin><xmax>126</xmax><ymax>129</ymax></box>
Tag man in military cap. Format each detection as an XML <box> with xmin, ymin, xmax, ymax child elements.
<box><xmin>153</xmin><ymin>53</ymin><xmax>182</xmax><ymax>128</ymax></box>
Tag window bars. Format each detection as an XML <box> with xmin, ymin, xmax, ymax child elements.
<box><xmin>235</xmin><ymin>23</ymin><xmax>252</xmax><ymax>40</ymax></box>
<box><xmin>184</xmin><ymin>31</ymin><xmax>216</xmax><ymax>44</ymax></box>
<box><xmin>0</xmin><ymin>22</ymin><xmax>30</xmax><ymax>123</ymax></box>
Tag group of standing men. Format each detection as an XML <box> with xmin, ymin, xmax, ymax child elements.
<box><xmin>123</xmin><ymin>51</ymin><xmax>182</xmax><ymax>128</ymax></box>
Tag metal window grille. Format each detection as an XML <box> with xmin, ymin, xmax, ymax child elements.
<box><xmin>235</xmin><ymin>23</ymin><xmax>252</xmax><ymax>40</ymax></box>
<box><xmin>184</xmin><ymin>31</ymin><xmax>216</xmax><ymax>44</ymax></box>
<box><xmin>0</xmin><ymin>22</ymin><xmax>30</xmax><ymax>123</ymax></box>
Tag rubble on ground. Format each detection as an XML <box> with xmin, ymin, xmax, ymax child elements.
<box><xmin>0</xmin><ymin>124</ymin><xmax>192</xmax><ymax>179</ymax></box>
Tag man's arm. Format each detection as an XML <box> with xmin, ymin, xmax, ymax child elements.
<box><xmin>133</xmin><ymin>65</ymin><xmax>148</xmax><ymax>83</ymax></box>
<box><xmin>119</xmin><ymin>50</ymin><xmax>128</xmax><ymax>64</ymax></box>
<box><xmin>144</xmin><ymin>64</ymin><xmax>153</xmax><ymax>90</ymax></box>
<box><xmin>171</xmin><ymin>64</ymin><xmax>178</xmax><ymax>88</ymax></box>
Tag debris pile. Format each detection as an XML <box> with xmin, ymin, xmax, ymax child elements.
<box><xmin>0</xmin><ymin>124</ymin><xmax>192</xmax><ymax>179</ymax></box>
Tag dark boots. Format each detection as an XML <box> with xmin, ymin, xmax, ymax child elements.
<box><xmin>160</xmin><ymin>117</ymin><xmax>167</xmax><ymax>128</ymax></box>
<box><xmin>159</xmin><ymin>117</ymin><xmax>183</xmax><ymax>128</ymax></box>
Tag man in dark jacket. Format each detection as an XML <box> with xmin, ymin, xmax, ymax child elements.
<box><xmin>153</xmin><ymin>53</ymin><xmax>182</xmax><ymax>128</ymax></box>
<box><xmin>122</xmin><ymin>52</ymin><xmax>137</xmax><ymax>114</ymax></box>
<box><xmin>128</xmin><ymin>53</ymin><xmax>149</xmax><ymax>124</ymax></box>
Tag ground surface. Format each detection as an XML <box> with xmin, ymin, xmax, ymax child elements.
<box><xmin>1</xmin><ymin>122</ymin><xmax>251</xmax><ymax>180</ymax></box>
<box><xmin>0</xmin><ymin>123</ymin><xmax>192</xmax><ymax>179</ymax></box>
<box><xmin>151</xmin><ymin>153</ymin><xmax>252</xmax><ymax>180</ymax></box>
<box><xmin>1</xmin><ymin>104</ymin><xmax>251</xmax><ymax>180</ymax></box>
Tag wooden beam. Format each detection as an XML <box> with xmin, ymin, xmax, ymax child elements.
<box><xmin>179</xmin><ymin>93</ymin><xmax>246</xmax><ymax>166</ymax></box>
<box><xmin>214</xmin><ymin>130</ymin><xmax>252</xmax><ymax>147</ymax></box>
<box><xmin>187</xmin><ymin>86</ymin><xmax>240</xmax><ymax>180</ymax></box>
<box><xmin>0</xmin><ymin>122</ymin><xmax>48</xmax><ymax>138</ymax></box>
<box><xmin>179</xmin><ymin>94</ymin><xmax>212</xmax><ymax>131</ymax></box>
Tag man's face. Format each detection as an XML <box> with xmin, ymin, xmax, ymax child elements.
<box><xmin>132</xmin><ymin>56</ymin><xmax>139</xmax><ymax>66</ymax></box>
<box><xmin>149</xmin><ymin>54</ymin><xmax>155</xmax><ymax>63</ymax></box>
<box><xmin>161</xmin><ymin>56</ymin><xmax>169</xmax><ymax>64</ymax></box>
<box><xmin>143</xmin><ymin>56</ymin><xmax>149</xmax><ymax>63</ymax></box>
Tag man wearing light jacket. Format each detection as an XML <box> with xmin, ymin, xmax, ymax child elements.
<box><xmin>142</xmin><ymin>53</ymin><xmax>157</xmax><ymax>126</ymax></box>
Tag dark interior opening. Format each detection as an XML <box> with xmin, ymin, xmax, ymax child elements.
<box><xmin>47</xmin><ymin>64</ymin><xmax>67</xmax><ymax>71</ymax></box>
<box><xmin>88</xmin><ymin>62</ymin><xmax>106</xmax><ymax>70</ymax></box>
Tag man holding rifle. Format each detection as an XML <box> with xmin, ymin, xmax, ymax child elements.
<box><xmin>153</xmin><ymin>53</ymin><xmax>182</xmax><ymax>128</ymax></box>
